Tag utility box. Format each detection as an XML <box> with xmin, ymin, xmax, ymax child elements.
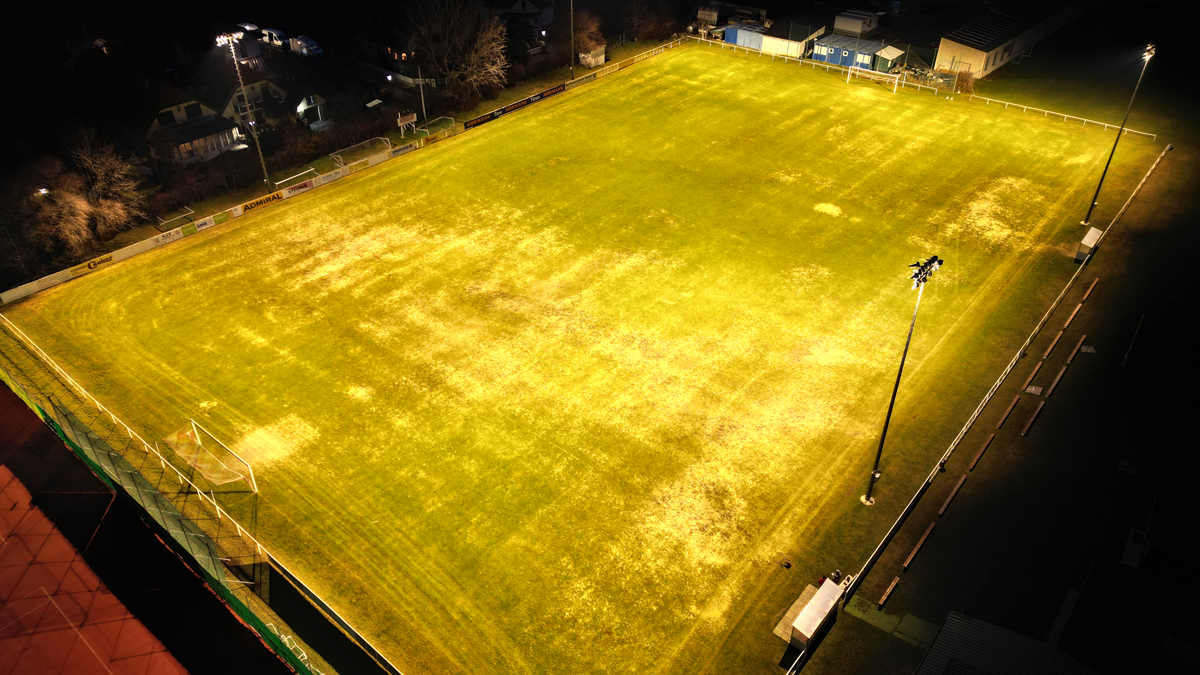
<box><xmin>790</xmin><ymin>577</ymin><xmax>842</xmax><ymax>650</ymax></box>
<box><xmin>1075</xmin><ymin>227</ymin><xmax>1102</xmax><ymax>262</ymax></box>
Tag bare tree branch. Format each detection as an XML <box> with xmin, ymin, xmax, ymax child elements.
<box><xmin>407</xmin><ymin>0</ymin><xmax>508</xmax><ymax>104</ymax></box>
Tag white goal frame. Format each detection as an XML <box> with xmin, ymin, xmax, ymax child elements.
<box><xmin>190</xmin><ymin>419</ymin><xmax>258</xmax><ymax>492</ymax></box>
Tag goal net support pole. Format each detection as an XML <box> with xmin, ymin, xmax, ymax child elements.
<box><xmin>191</xmin><ymin>419</ymin><xmax>259</xmax><ymax>493</ymax></box>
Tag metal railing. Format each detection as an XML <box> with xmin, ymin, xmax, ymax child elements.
<box><xmin>0</xmin><ymin>311</ymin><xmax>405</xmax><ymax>675</ymax></box>
<box><xmin>843</xmin><ymin>143</ymin><xmax>1173</xmax><ymax>604</ymax></box>
<box><xmin>967</xmin><ymin>94</ymin><xmax>1157</xmax><ymax>139</ymax></box>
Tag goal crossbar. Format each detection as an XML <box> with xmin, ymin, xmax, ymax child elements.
<box><xmin>191</xmin><ymin>419</ymin><xmax>258</xmax><ymax>493</ymax></box>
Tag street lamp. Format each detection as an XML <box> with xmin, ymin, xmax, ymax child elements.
<box><xmin>216</xmin><ymin>32</ymin><xmax>274</xmax><ymax>195</ymax></box>
<box><xmin>1082</xmin><ymin>43</ymin><xmax>1155</xmax><ymax>227</ymax></box>
<box><xmin>862</xmin><ymin>256</ymin><xmax>944</xmax><ymax>506</ymax></box>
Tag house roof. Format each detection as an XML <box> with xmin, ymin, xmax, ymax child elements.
<box><xmin>917</xmin><ymin>611</ymin><xmax>1096</xmax><ymax>675</ymax></box>
<box><xmin>941</xmin><ymin>10</ymin><xmax>1027</xmax><ymax>52</ymax></box>
<box><xmin>877</xmin><ymin>45</ymin><xmax>905</xmax><ymax>61</ymax></box>
<box><xmin>816</xmin><ymin>34</ymin><xmax>887</xmax><ymax>54</ymax></box>
<box><xmin>729</xmin><ymin>22</ymin><xmax>768</xmax><ymax>35</ymax></box>
<box><xmin>154</xmin><ymin>114</ymin><xmax>238</xmax><ymax>146</ymax></box>
<box><xmin>157</xmin><ymin>82</ymin><xmax>196</xmax><ymax>111</ymax></box>
<box><xmin>189</xmin><ymin>52</ymin><xmax>271</xmax><ymax>112</ymax></box>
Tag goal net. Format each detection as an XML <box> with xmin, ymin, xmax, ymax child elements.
<box><xmin>328</xmin><ymin>137</ymin><xmax>392</xmax><ymax>167</ymax></box>
<box><xmin>163</xmin><ymin>421</ymin><xmax>257</xmax><ymax>491</ymax></box>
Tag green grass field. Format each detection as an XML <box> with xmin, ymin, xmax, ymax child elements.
<box><xmin>0</xmin><ymin>44</ymin><xmax>1160</xmax><ymax>674</ymax></box>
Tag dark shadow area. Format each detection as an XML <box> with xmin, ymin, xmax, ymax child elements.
<box><xmin>266</xmin><ymin>563</ymin><xmax>391</xmax><ymax>675</ymax></box>
<box><xmin>0</xmin><ymin>387</ymin><xmax>293</xmax><ymax>675</ymax></box>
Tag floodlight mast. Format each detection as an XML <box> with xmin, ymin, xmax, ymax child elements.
<box><xmin>862</xmin><ymin>256</ymin><xmax>943</xmax><ymax>506</ymax></box>
<box><xmin>1082</xmin><ymin>44</ymin><xmax>1155</xmax><ymax>227</ymax></box>
<box><xmin>217</xmin><ymin>32</ymin><xmax>274</xmax><ymax>195</ymax></box>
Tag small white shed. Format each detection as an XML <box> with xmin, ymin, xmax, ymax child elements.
<box><xmin>791</xmin><ymin>578</ymin><xmax>842</xmax><ymax>648</ymax></box>
<box><xmin>1075</xmin><ymin>227</ymin><xmax>1102</xmax><ymax>262</ymax></box>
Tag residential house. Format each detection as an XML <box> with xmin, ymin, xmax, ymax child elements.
<box><xmin>189</xmin><ymin>51</ymin><xmax>288</xmax><ymax>131</ymax></box>
<box><xmin>491</xmin><ymin>0</ymin><xmax>555</xmax><ymax>33</ymax></box>
<box><xmin>146</xmin><ymin>81</ymin><xmax>241</xmax><ymax>165</ymax></box>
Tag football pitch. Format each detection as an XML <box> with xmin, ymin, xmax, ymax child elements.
<box><xmin>0</xmin><ymin>45</ymin><xmax>1159</xmax><ymax>674</ymax></box>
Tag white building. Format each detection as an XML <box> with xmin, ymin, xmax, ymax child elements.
<box><xmin>934</xmin><ymin>2</ymin><xmax>1087</xmax><ymax>78</ymax></box>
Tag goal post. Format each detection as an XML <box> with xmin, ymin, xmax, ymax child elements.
<box><xmin>192</xmin><ymin>419</ymin><xmax>258</xmax><ymax>493</ymax></box>
<box><xmin>162</xmin><ymin>420</ymin><xmax>258</xmax><ymax>493</ymax></box>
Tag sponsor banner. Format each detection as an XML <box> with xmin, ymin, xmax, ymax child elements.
<box><xmin>1</xmin><ymin>282</ymin><xmax>39</xmax><ymax>304</ymax></box>
<box><xmin>181</xmin><ymin>223</ymin><xmax>198</xmax><ymax>236</ymax></box>
<box><xmin>367</xmin><ymin>150</ymin><xmax>391</xmax><ymax>167</ymax></box>
<box><xmin>153</xmin><ymin>227</ymin><xmax>185</xmax><ymax>247</ymax></box>
<box><xmin>315</xmin><ymin>168</ymin><xmax>343</xmax><ymax>186</ymax></box>
<box><xmin>239</xmin><ymin>191</ymin><xmax>284</xmax><ymax>215</ymax></box>
<box><xmin>113</xmin><ymin>238</ymin><xmax>156</xmax><ymax>262</ymax></box>
<box><xmin>195</xmin><ymin>216</ymin><xmax>217</xmax><ymax>231</ymax></box>
<box><xmin>565</xmin><ymin>72</ymin><xmax>597</xmax><ymax>90</ymax></box>
<box><xmin>37</xmin><ymin>269</ymin><xmax>72</xmax><ymax>290</ymax></box>
<box><xmin>390</xmin><ymin>142</ymin><xmax>419</xmax><ymax>158</ymax></box>
<box><xmin>398</xmin><ymin>112</ymin><xmax>417</xmax><ymax>125</ymax></box>
<box><xmin>617</xmin><ymin>56</ymin><xmax>636</xmax><ymax>71</ymax></box>
<box><xmin>283</xmin><ymin>179</ymin><xmax>314</xmax><ymax>199</ymax></box>
<box><xmin>213</xmin><ymin>211</ymin><xmax>229</xmax><ymax>224</ymax></box>
<box><xmin>69</xmin><ymin>252</ymin><xmax>116</xmax><ymax>279</ymax></box>
<box><xmin>464</xmin><ymin>83</ymin><xmax>566</xmax><ymax>130</ymax></box>
<box><xmin>231</xmin><ymin>205</ymin><xmax>244</xmax><ymax>217</ymax></box>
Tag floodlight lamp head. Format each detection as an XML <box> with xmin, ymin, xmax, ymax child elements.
<box><xmin>1143</xmin><ymin>44</ymin><xmax>1156</xmax><ymax>61</ymax></box>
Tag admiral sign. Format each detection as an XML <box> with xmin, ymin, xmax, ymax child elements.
<box><xmin>464</xmin><ymin>84</ymin><xmax>566</xmax><ymax>129</ymax></box>
<box><xmin>240</xmin><ymin>191</ymin><xmax>284</xmax><ymax>214</ymax></box>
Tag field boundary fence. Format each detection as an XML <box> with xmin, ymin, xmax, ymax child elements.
<box><xmin>0</xmin><ymin>312</ymin><xmax>404</xmax><ymax>675</ymax></box>
<box><xmin>966</xmin><ymin>94</ymin><xmax>1157</xmax><ymax>139</ymax></box>
<box><xmin>843</xmin><ymin>143</ymin><xmax>1173</xmax><ymax>605</ymax></box>
<box><xmin>2</xmin><ymin>39</ymin><xmax>687</xmax><ymax>307</ymax></box>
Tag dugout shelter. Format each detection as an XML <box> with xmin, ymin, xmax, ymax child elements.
<box><xmin>812</xmin><ymin>34</ymin><xmax>889</xmax><ymax>71</ymax></box>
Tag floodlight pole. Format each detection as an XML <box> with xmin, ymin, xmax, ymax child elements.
<box><xmin>219</xmin><ymin>33</ymin><xmax>273</xmax><ymax>195</ymax></box>
<box><xmin>418</xmin><ymin>65</ymin><xmax>428</xmax><ymax>125</ymax></box>
<box><xmin>862</xmin><ymin>257</ymin><xmax>942</xmax><ymax>506</ymax></box>
<box><xmin>569</xmin><ymin>0</ymin><xmax>575</xmax><ymax>80</ymax></box>
<box><xmin>1082</xmin><ymin>44</ymin><xmax>1154</xmax><ymax>227</ymax></box>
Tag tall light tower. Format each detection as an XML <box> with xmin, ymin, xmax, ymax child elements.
<box><xmin>862</xmin><ymin>256</ymin><xmax>943</xmax><ymax>506</ymax></box>
<box><xmin>216</xmin><ymin>32</ymin><xmax>273</xmax><ymax>195</ymax></box>
<box><xmin>1082</xmin><ymin>44</ymin><xmax>1155</xmax><ymax>227</ymax></box>
<box><xmin>569</xmin><ymin>0</ymin><xmax>575</xmax><ymax>81</ymax></box>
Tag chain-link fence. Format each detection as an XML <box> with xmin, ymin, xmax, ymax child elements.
<box><xmin>0</xmin><ymin>317</ymin><xmax>401</xmax><ymax>675</ymax></box>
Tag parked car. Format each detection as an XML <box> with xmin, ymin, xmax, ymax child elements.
<box><xmin>289</xmin><ymin>36</ymin><xmax>324</xmax><ymax>57</ymax></box>
<box><xmin>261</xmin><ymin>28</ymin><xmax>288</xmax><ymax>48</ymax></box>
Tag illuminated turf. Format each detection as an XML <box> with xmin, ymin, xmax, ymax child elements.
<box><xmin>0</xmin><ymin>45</ymin><xmax>1157</xmax><ymax>674</ymax></box>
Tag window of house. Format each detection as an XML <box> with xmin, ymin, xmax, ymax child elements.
<box><xmin>157</xmin><ymin>110</ymin><xmax>175</xmax><ymax>126</ymax></box>
<box><xmin>184</xmin><ymin>102</ymin><xmax>202</xmax><ymax>119</ymax></box>
<box><xmin>305</xmin><ymin>94</ymin><xmax>315</xmax><ymax>106</ymax></box>
<box><xmin>842</xmin><ymin>50</ymin><xmax>849</xmax><ymax>57</ymax></box>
